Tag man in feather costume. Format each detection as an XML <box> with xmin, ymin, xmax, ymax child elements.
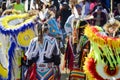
<box><xmin>25</xmin><ymin>22</ymin><xmax>61</xmax><ymax>80</ymax></box>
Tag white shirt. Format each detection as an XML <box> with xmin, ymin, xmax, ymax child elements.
<box><xmin>25</xmin><ymin>35</ymin><xmax>59</xmax><ymax>65</ymax></box>
<box><xmin>64</xmin><ymin>14</ymin><xmax>74</xmax><ymax>34</ymax></box>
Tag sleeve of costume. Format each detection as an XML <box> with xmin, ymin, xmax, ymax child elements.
<box><xmin>53</xmin><ymin>38</ymin><xmax>60</xmax><ymax>65</ymax></box>
<box><xmin>64</xmin><ymin>15</ymin><xmax>73</xmax><ymax>35</ymax></box>
<box><xmin>25</xmin><ymin>38</ymin><xmax>38</xmax><ymax>60</ymax></box>
<box><xmin>47</xmin><ymin>18</ymin><xmax>62</xmax><ymax>36</ymax></box>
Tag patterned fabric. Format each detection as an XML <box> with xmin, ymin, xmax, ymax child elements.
<box><xmin>69</xmin><ymin>36</ymin><xmax>89</xmax><ymax>79</ymax></box>
<box><xmin>36</xmin><ymin>67</ymin><xmax>54</xmax><ymax>80</ymax></box>
<box><xmin>69</xmin><ymin>68</ymin><xmax>85</xmax><ymax>79</ymax></box>
<box><xmin>47</xmin><ymin>18</ymin><xmax>62</xmax><ymax>37</ymax></box>
<box><xmin>64</xmin><ymin>14</ymin><xmax>74</xmax><ymax>34</ymax></box>
<box><xmin>25</xmin><ymin>34</ymin><xmax>60</xmax><ymax>80</ymax></box>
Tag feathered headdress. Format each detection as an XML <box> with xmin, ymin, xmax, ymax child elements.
<box><xmin>103</xmin><ymin>14</ymin><xmax>120</xmax><ymax>37</ymax></box>
<box><xmin>103</xmin><ymin>20</ymin><xmax>120</xmax><ymax>33</ymax></box>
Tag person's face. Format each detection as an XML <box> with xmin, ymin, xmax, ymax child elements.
<box><xmin>97</xmin><ymin>9</ymin><xmax>102</xmax><ymax>14</ymax></box>
<box><xmin>49</xmin><ymin>7</ymin><xmax>56</xmax><ymax>14</ymax></box>
<box><xmin>76</xmin><ymin>8</ymin><xmax>82</xmax><ymax>15</ymax></box>
<box><xmin>16</xmin><ymin>0</ymin><xmax>20</xmax><ymax>4</ymax></box>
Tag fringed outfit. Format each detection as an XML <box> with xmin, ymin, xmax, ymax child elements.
<box><xmin>25</xmin><ymin>35</ymin><xmax>60</xmax><ymax>80</ymax></box>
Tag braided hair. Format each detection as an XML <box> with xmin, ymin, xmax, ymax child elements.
<box><xmin>37</xmin><ymin>23</ymin><xmax>49</xmax><ymax>43</ymax></box>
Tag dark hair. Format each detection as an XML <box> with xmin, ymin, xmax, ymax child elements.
<box><xmin>43</xmin><ymin>23</ymin><xmax>49</xmax><ymax>33</ymax></box>
<box><xmin>37</xmin><ymin>23</ymin><xmax>43</xmax><ymax>42</ymax></box>
<box><xmin>37</xmin><ymin>23</ymin><xmax>49</xmax><ymax>41</ymax></box>
<box><xmin>37</xmin><ymin>23</ymin><xmax>42</xmax><ymax>33</ymax></box>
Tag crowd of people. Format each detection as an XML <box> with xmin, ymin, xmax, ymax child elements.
<box><xmin>0</xmin><ymin>0</ymin><xmax>120</xmax><ymax>80</ymax></box>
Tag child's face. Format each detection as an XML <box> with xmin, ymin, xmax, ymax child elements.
<box><xmin>76</xmin><ymin>8</ymin><xmax>82</xmax><ymax>15</ymax></box>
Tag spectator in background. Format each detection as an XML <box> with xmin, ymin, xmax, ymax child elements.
<box><xmin>0</xmin><ymin>2</ymin><xmax>7</xmax><ymax>16</ymax></box>
<box><xmin>114</xmin><ymin>3</ymin><xmax>120</xmax><ymax>17</ymax></box>
<box><xmin>59</xmin><ymin>2</ymin><xmax>72</xmax><ymax>30</ymax></box>
<box><xmin>58</xmin><ymin>2</ymin><xmax>72</xmax><ymax>50</ymax></box>
<box><xmin>113</xmin><ymin>0</ymin><xmax>120</xmax><ymax>9</ymax></box>
<box><xmin>13</xmin><ymin>0</ymin><xmax>25</xmax><ymax>13</ymax></box>
<box><xmin>89</xmin><ymin>0</ymin><xmax>97</xmax><ymax>13</ymax></box>
<box><xmin>89</xmin><ymin>1</ymin><xmax>110</xmax><ymax>15</ymax></box>
<box><xmin>51</xmin><ymin>0</ymin><xmax>60</xmax><ymax>11</ymax></box>
<box><xmin>92</xmin><ymin>6</ymin><xmax>107</xmax><ymax>27</ymax></box>
<box><xmin>114</xmin><ymin>3</ymin><xmax>120</xmax><ymax>21</ymax></box>
<box><xmin>79</xmin><ymin>0</ymin><xmax>90</xmax><ymax>16</ymax></box>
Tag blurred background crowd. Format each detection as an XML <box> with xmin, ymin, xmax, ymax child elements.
<box><xmin>0</xmin><ymin>0</ymin><xmax>120</xmax><ymax>80</ymax></box>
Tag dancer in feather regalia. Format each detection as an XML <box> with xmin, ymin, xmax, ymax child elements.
<box><xmin>25</xmin><ymin>22</ymin><xmax>61</xmax><ymax>80</ymax></box>
<box><xmin>84</xmin><ymin>15</ymin><xmax>120</xmax><ymax>80</ymax></box>
<box><xmin>84</xmin><ymin>0</ymin><xmax>120</xmax><ymax>79</ymax></box>
<box><xmin>0</xmin><ymin>9</ymin><xmax>38</xmax><ymax>80</ymax></box>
